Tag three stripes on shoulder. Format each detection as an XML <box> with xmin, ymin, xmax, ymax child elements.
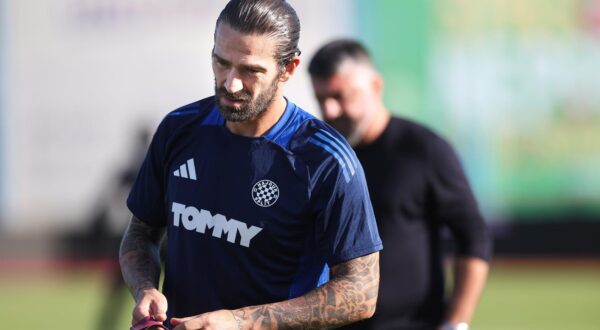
<box><xmin>308</xmin><ymin>129</ymin><xmax>357</xmax><ymax>183</ymax></box>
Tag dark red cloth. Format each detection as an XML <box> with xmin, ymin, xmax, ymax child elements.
<box><xmin>130</xmin><ymin>316</ymin><xmax>168</xmax><ymax>330</ymax></box>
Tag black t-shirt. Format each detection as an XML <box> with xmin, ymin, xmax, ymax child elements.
<box><xmin>341</xmin><ymin>117</ymin><xmax>492</xmax><ymax>330</ymax></box>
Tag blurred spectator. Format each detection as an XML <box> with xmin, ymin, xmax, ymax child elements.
<box><xmin>93</xmin><ymin>126</ymin><xmax>151</xmax><ymax>330</ymax></box>
<box><xmin>61</xmin><ymin>126</ymin><xmax>151</xmax><ymax>330</ymax></box>
<box><xmin>309</xmin><ymin>39</ymin><xmax>493</xmax><ymax>330</ymax></box>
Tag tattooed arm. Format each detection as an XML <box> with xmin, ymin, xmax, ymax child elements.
<box><xmin>170</xmin><ymin>251</ymin><xmax>380</xmax><ymax>330</ymax></box>
<box><xmin>240</xmin><ymin>252</ymin><xmax>380</xmax><ymax>329</ymax></box>
<box><xmin>119</xmin><ymin>215</ymin><xmax>168</xmax><ymax>323</ymax></box>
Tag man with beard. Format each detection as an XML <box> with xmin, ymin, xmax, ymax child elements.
<box><xmin>309</xmin><ymin>39</ymin><xmax>492</xmax><ymax>330</ymax></box>
<box><xmin>119</xmin><ymin>1</ymin><xmax>382</xmax><ymax>330</ymax></box>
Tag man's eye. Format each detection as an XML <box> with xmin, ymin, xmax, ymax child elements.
<box><xmin>214</xmin><ymin>60</ymin><xmax>227</xmax><ymax>67</ymax></box>
<box><xmin>246</xmin><ymin>68</ymin><xmax>261</xmax><ymax>74</ymax></box>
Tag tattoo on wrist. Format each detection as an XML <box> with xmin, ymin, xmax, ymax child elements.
<box><xmin>231</xmin><ymin>310</ymin><xmax>243</xmax><ymax>330</ymax></box>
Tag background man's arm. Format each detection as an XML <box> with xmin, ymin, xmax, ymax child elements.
<box><xmin>171</xmin><ymin>252</ymin><xmax>380</xmax><ymax>330</ymax></box>
<box><xmin>442</xmin><ymin>256</ymin><xmax>489</xmax><ymax>327</ymax></box>
<box><xmin>119</xmin><ymin>216</ymin><xmax>168</xmax><ymax>323</ymax></box>
<box><xmin>427</xmin><ymin>136</ymin><xmax>492</xmax><ymax>329</ymax></box>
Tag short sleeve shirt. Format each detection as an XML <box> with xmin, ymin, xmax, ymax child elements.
<box><xmin>127</xmin><ymin>97</ymin><xmax>382</xmax><ymax>320</ymax></box>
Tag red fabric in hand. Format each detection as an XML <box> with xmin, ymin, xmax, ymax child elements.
<box><xmin>130</xmin><ymin>316</ymin><xmax>168</xmax><ymax>330</ymax></box>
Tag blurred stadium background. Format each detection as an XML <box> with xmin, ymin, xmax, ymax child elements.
<box><xmin>1</xmin><ymin>0</ymin><xmax>599</xmax><ymax>329</ymax></box>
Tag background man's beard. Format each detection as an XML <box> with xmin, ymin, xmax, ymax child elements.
<box><xmin>329</xmin><ymin>112</ymin><xmax>372</xmax><ymax>147</ymax></box>
<box><xmin>328</xmin><ymin>118</ymin><xmax>361</xmax><ymax>146</ymax></box>
<box><xmin>215</xmin><ymin>77</ymin><xmax>279</xmax><ymax>122</ymax></box>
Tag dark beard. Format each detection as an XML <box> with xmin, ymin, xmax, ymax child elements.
<box><xmin>215</xmin><ymin>75</ymin><xmax>279</xmax><ymax>122</ymax></box>
<box><xmin>326</xmin><ymin>115</ymin><xmax>356</xmax><ymax>138</ymax></box>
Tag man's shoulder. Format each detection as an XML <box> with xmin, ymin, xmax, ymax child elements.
<box><xmin>389</xmin><ymin>116</ymin><xmax>442</xmax><ymax>142</ymax></box>
<box><xmin>389</xmin><ymin>116</ymin><xmax>453</xmax><ymax>151</ymax></box>
<box><xmin>290</xmin><ymin>118</ymin><xmax>360</xmax><ymax>183</ymax></box>
<box><xmin>388</xmin><ymin>116</ymin><xmax>461</xmax><ymax>168</ymax></box>
<box><xmin>164</xmin><ymin>96</ymin><xmax>217</xmax><ymax>122</ymax></box>
<box><xmin>289</xmin><ymin>116</ymin><xmax>350</xmax><ymax>157</ymax></box>
<box><xmin>157</xmin><ymin>96</ymin><xmax>221</xmax><ymax>133</ymax></box>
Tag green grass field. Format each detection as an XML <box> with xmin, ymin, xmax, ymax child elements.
<box><xmin>1</xmin><ymin>260</ymin><xmax>599</xmax><ymax>329</ymax></box>
<box><xmin>471</xmin><ymin>261</ymin><xmax>600</xmax><ymax>330</ymax></box>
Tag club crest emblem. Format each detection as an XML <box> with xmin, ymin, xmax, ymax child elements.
<box><xmin>252</xmin><ymin>180</ymin><xmax>279</xmax><ymax>207</ymax></box>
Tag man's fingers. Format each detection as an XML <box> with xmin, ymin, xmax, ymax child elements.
<box><xmin>150</xmin><ymin>299</ymin><xmax>168</xmax><ymax>321</ymax></box>
<box><xmin>132</xmin><ymin>300</ymin><xmax>151</xmax><ymax>324</ymax></box>
<box><xmin>170</xmin><ymin>316</ymin><xmax>198</xmax><ymax>329</ymax></box>
<box><xmin>132</xmin><ymin>291</ymin><xmax>167</xmax><ymax>324</ymax></box>
<box><xmin>170</xmin><ymin>317</ymin><xmax>190</xmax><ymax>325</ymax></box>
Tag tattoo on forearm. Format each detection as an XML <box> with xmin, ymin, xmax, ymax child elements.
<box><xmin>119</xmin><ymin>216</ymin><xmax>165</xmax><ymax>300</ymax></box>
<box><xmin>237</xmin><ymin>252</ymin><xmax>379</xmax><ymax>329</ymax></box>
<box><xmin>231</xmin><ymin>310</ymin><xmax>244</xmax><ymax>330</ymax></box>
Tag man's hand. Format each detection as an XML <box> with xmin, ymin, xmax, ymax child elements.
<box><xmin>171</xmin><ymin>309</ymin><xmax>240</xmax><ymax>330</ymax></box>
<box><xmin>133</xmin><ymin>287</ymin><xmax>168</xmax><ymax>324</ymax></box>
<box><xmin>119</xmin><ymin>216</ymin><xmax>167</xmax><ymax>325</ymax></box>
<box><xmin>442</xmin><ymin>256</ymin><xmax>489</xmax><ymax>327</ymax></box>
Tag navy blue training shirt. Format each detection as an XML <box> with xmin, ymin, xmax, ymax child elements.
<box><xmin>127</xmin><ymin>96</ymin><xmax>382</xmax><ymax>322</ymax></box>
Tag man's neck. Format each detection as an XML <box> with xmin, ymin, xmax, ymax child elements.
<box><xmin>226</xmin><ymin>95</ymin><xmax>287</xmax><ymax>137</ymax></box>
<box><xmin>360</xmin><ymin>105</ymin><xmax>391</xmax><ymax>146</ymax></box>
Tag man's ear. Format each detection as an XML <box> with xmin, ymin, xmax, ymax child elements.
<box><xmin>280</xmin><ymin>56</ymin><xmax>301</xmax><ymax>82</ymax></box>
<box><xmin>373</xmin><ymin>72</ymin><xmax>384</xmax><ymax>97</ymax></box>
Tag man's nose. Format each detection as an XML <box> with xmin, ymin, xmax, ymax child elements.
<box><xmin>322</xmin><ymin>98</ymin><xmax>342</xmax><ymax>121</ymax></box>
<box><xmin>224</xmin><ymin>71</ymin><xmax>243</xmax><ymax>94</ymax></box>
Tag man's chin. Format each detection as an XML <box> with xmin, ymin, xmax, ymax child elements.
<box><xmin>217</xmin><ymin>105</ymin><xmax>251</xmax><ymax>122</ymax></box>
<box><xmin>346</xmin><ymin>133</ymin><xmax>362</xmax><ymax>147</ymax></box>
<box><xmin>332</xmin><ymin>127</ymin><xmax>361</xmax><ymax>146</ymax></box>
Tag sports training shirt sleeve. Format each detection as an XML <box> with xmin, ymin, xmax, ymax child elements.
<box><xmin>309</xmin><ymin>130</ymin><xmax>383</xmax><ymax>266</ymax></box>
<box><xmin>427</xmin><ymin>136</ymin><xmax>492</xmax><ymax>261</ymax></box>
<box><xmin>126</xmin><ymin>118</ymin><xmax>169</xmax><ymax>228</ymax></box>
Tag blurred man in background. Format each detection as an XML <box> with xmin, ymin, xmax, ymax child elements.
<box><xmin>90</xmin><ymin>127</ymin><xmax>151</xmax><ymax>330</ymax></box>
<box><xmin>120</xmin><ymin>1</ymin><xmax>382</xmax><ymax>329</ymax></box>
<box><xmin>309</xmin><ymin>39</ymin><xmax>493</xmax><ymax>330</ymax></box>
<box><xmin>60</xmin><ymin>126</ymin><xmax>152</xmax><ymax>330</ymax></box>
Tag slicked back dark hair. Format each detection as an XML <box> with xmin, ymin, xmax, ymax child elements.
<box><xmin>216</xmin><ymin>0</ymin><xmax>301</xmax><ymax>67</ymax></box>
<box><xmin>308</xmin><ymin>39</ymin><xmax>372</xmax><ymax>79</ymax></box>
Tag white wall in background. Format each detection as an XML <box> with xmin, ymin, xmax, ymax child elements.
<box><xmin>1</xmin><ymin>0</ymin><xmax>354</xmax><ymax>233</ymax></box>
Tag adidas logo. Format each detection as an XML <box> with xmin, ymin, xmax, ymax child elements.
<box><xmin>173</xmin><ymin>158</ymin><xmax>197</xmax><ymax>180</ymax></box>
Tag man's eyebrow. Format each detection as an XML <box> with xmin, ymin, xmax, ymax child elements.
<box><xmin>212</xmin><ymin>53</ymin><xmax>230</xmax><ymax>65</ymax></box>
<box><xmin>317</xmin><ymin>91</ymin><xmax>342</xmax><ymax>101</ymax></box>
<box><xmin>212</xmin><ymin>53</ymin><xmax>267</xmax><ymax>73</ymax></box>
<box><xmin>240</xmin><ymin>63</ymin><xmax>267</xmax><ymax>73</ymax></box>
